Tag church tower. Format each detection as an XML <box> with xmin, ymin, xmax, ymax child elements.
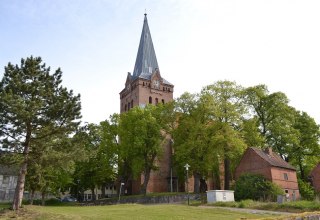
<box><xmin>120</xmin><ymin>13</ymin><xmax>174</xmax><ymax>113</ymax></box>
<box><xmin>119</xmin><ymin>14</ymin><xmax>175</xmax><ymax>194</ymax></box>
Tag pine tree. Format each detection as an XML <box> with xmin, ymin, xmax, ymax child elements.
<box><xmin>0</xmin><ymin>56</ymin><xmax>81</xmax><ymax>210</ymax></box>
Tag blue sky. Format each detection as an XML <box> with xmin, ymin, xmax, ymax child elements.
<box><xmin>1</xmin><ymin>0</ymin><xmax>320</xmax><ymax>124</ymax></box>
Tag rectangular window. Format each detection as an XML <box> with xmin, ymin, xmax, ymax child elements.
<box><xmin>284</xmin><ymin>173</ymin><xmax>288</xmax><ymax>180</ymax></box>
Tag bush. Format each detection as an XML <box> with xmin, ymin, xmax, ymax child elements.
<box><xmin>298</xmin><ymin>179</ymin><xmax>315</xmax><ymax>201</ymax></box>
<box><xmin>234</xmin><ymin>173</ymin><xmax>283</xmax><ymax>201</ymax></box>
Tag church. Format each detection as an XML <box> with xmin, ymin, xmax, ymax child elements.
<box><xmin>119</xmin><ymin>14</ymin><xmax>176</xmax><ymax>194</ymax></box>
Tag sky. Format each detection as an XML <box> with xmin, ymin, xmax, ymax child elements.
<box><xmin>1</xmin><ymin>0</ymin><xmax>319</xmax><ymax>124</ymax></box>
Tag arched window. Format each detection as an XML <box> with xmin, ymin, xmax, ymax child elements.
<box><xmin>125</xmin><ymin>104</ymin><xmax>127</xmax><ymax>111</ymax></box>
<box><xmin>128</xmin><ymin>102</ymin><xmax>131</xmax><ymax>110</ymax></box>
<box><xmin>155</xmin><ymin>98</ymin><xmax>158</xmax><ymax>105</ymax></box>
<box><xmin>143</xmin><ymin>82</ymin><xmax>145</xmax><ymax>86</ymax></box>
<box><xmin>162</xmin><ymin>99</ymin><xmax>165</xmax><ymax>104</ymax></box>
<box><xmin>149</xmin><ymin>96</ymin><xmax>152</xmax><ymax>104</ymax></box>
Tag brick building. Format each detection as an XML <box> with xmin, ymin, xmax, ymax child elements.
<box><xmin>119</xmin><ymin>14</ymin><xmax>175</xmax><ymax>194</ymax></box>
<box><xmin>309</xmin><ymin>163</ymin><xmax>320</xmax><ymax>193</ymax></box>
<box><xmin>235</xmin><ymin>147</ymin><xmax>300</xmax><ymax>200</ymax></box>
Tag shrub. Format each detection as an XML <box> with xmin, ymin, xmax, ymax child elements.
<box><xmin>234</xmin><ymin>173</ymin><xmax>283</xmax><ymax>201</ymax></box>
<box><xmin>298</xmin><ymin>179</ymin><xmax>315</xmax><ymax>201</ymax></box>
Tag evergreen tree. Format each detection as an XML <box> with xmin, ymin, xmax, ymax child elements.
<box><xmin>0</xmin><ymin>57</ymin><xmax>81</xmax><ymax>210</ymax></box>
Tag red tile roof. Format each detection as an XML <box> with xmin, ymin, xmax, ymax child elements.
<box><xmin>250</xmin><ymin>147</ymin><xmax>296</xmax><ymax>171</ymax></box>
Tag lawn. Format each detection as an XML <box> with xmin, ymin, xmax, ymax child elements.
<box><xmin>0</xmin><ymin>204</ymin><xmax>283</xmax><ymax>220</ymax></box>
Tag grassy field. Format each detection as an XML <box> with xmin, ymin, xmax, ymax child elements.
<box><xmin>0</xmin><ymin>204</ymin><xmax>283</xmax><ymax>220</ymax></box>
<box><xmin>210</xmin><ymin>199</ymin><xmax>320</xmax><ymax>213</ymax></box>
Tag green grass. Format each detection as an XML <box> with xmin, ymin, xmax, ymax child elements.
<box><xmin>210</xmin><ymin>200</ymin><xmax>320</xmax><ymax>213</ymax></box>
<box><xmin>0</xmin><ymin>203</ymin><xmax>10</xmax><ymax>210</ymax></box>
<box><xmin>0</xmin><ymin>204</ymin><xmax>282</xmax><ymax>220</ymax></box>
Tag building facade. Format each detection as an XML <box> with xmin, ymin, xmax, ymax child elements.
<box><xmin>119</xmin><ymin>14</ymin><xmax>175</xmax><ymax>194</ymax></box>
<box><xmin>235</xmin><ymin>147</ymin><xmax>300</xmax><ymax>200</ymax></box>
<box><xmin>0</xmin><ymin>165</ymin><xmax>18</xmax><ymax>201</ymax></box>
<box><xmin>309</xmin><ymin>163</ymin><xmax>320</xmax><ymax>193</ymax></box>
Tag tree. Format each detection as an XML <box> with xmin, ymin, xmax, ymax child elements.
<box><xmin>0</xmin><ymin>57</ymin><xmax>81</xmax><ymax>210</ymax></box>
<box><xmin>173</xmin><ymin>92</ymin><xmax>221</xmax><ymax>192</ymax></box>
<box><xmin>201</xmin><ymin>81</ymin><xmax>247</xmax><ymax>190</ymax></box>
<box><xmin>25</xmin><ymin>133</ymin><xmax>77</xmax><ymax>205</ymax></box>
<box><xmin>291</xmin><ymin>111</ymin><xmax>320</xmax><ymax>180</ymax></box>
<box><xmin>244</xmin><ymin>85</ymin><xmax>298</xmax><ymax>160</ymax></box>
<box><xmin>235</xmin><ymin>173</ymin><xmax>283</xmax><ymax>201</ymax></box>
<box><xmin>118</xmin><ymin>105</ymin><xmax>165</xmax><ymax>195</ymax></box>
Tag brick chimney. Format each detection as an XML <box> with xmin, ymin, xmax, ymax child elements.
<box><xmin>264</xmin><ymin>147</ymin><xmax>273</xmax><ymax>155</ymax></box>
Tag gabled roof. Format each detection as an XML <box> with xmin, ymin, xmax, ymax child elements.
<box><xmin>132</xmin><ymin>13</ymin><xmax>159</xmax><ymax>79</ymax></box>
<box><xmin>250</xmin><ymin>147</ymin><xmax>296</xmax><ymax>171</ymax></box>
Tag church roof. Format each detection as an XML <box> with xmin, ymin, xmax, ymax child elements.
<box><xmin>132</xmin><ymin>14</ymin><xmax>159</xmax><ymax>78</ymax></box>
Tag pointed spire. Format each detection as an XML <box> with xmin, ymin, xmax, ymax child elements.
<box><xmin>132</xmin><ymin>13</ymin><xmax>159</xmax><ymax>78</ymax></box>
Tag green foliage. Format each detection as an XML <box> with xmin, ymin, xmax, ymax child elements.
<box><xmin>244</xmin><ymin>85</ymin><xmax>299</xmax><ymax>159</ymax></box>
<box><xmin>71</xmin><ymin>121</ymin><xmax>117</xmax><ymax>200</ymax></box>
<box><xmin>291</xmin><ymin>111</ymin><xmax>320</xmax><ymax>179</ymax></box>
<box><xmin>234</xmin><ymin>173</ymin><xmax>283</xmax><ymax>201</ymax></box>
<box><xmin>118</xmin><ymin>104</ymin><xmax>167</xmax><ymax>194</ymax></box>
<box><xmin>173</xmin><ymin>81</ymin><xmax>247</xmax><ymax>191</ymax></box>
<box><xmin>298</xmin><ymin>179</ymin><xmax>315</xmax><ymax>201</ymax></box>
<box><xmin>0</xmin><ymin>56</ymin><xmax>81</xmax><ymax>209</ymax></box>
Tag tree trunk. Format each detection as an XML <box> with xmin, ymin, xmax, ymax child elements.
<box><xmin>193</xmin><ymin>172</ymin><xmax>200</xmax><ymax>193</ymax></box>
<box><xmin>12</xmin><ymin>124</ymin><xmax>31</xmax><ymax>210</ymax></box>
<box><xmin>12</xmin><ymin>161</ymin><xmax>28</xmax><ymax>210</ymax></box>
<box><xmin>200</xmin><ymin>178</ymin><xmax>207</xmax><ymax>193</ymax></box>
<box><xmin>224</xmin><ymin>158</ymin><xmax>231</xmax><ymax>190</ymax></box>
<box><xmin>299</xmin><ymin>157</ymin><xmax>305</xmax><ymax>180</ymax></box>
<box><xmin>91</xmin><ymin>187</ymin><xmax>96</xmax><ymax>201</ymax></box>
<box><xmin>41</xmin><ymin>192</ymin><xmax>45</xmax><ymax>206</ymax></box>
<box><xmin>29</xmin><ymin>190</ymin><xmax>35</xmax><ymax>205</ymax></box>
<box><xmin>101</xmin><ymin>184</ymin><xmax>106</xmax><ymax>198</ymax></box>
<box><xmin>140</xmin><ymin>167</ymin><xmax>152</xmax><ymax>195</ymax></box>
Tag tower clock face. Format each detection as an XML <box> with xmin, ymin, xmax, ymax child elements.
<box><xmin>153</xmin><ymin>80</ymin><xmax>160</xmax><ymax>89</ymax></box>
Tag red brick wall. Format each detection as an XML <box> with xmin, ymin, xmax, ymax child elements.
<box><xmin>235</xmin><ymin>148</ymin><xmax>272</xmax><ymax>180</ymax></box>
<box><xmin>270</xmin><ymin>167</ymin><xmax>300</xmax><ymax>200</ymax></box>
<box><xmin>310</xmin><ymin>163</ymin><xmax>320</xmax><ymax>192</ymax></box>
<box><xmin>235</xmin><ymin>148</ymin><xmax>300</xmax><ymax>200</ymax></box>
<box><xmin>120</xmin><ymin>78</ymin><xmax>174</xmax><ymax>113</ymax></box>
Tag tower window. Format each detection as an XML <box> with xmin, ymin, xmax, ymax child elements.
<box><xmin>149</xmin><ymin>96</ymin><xmax>152</xmax><ymax>104</ymax></box>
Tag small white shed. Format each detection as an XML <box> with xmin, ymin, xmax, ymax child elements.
<box><xmin>206</xmin><ymin>190</ymin><xmax>234</xmax><ymax>203</ymax></box>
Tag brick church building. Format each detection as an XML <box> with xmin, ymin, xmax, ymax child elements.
<box><xmin>119</xmin><ymin>14</ymin><xmax>175</xmax><ymax>194</ymax></box>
